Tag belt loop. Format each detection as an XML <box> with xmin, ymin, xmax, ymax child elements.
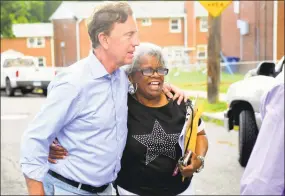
<box><xmin>77</xmin><ymin>183</ymin><xmax>82</xmax><ymax>191</ymax></box>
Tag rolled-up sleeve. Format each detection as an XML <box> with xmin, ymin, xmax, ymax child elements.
<box><xmin>20</xmin><ymin>80</ymin><xmax>82</xmax><ymax>182</ymax></box>
<box><xmin>241</xmin><ymin>84</ymin><xmax>284</xmax><ymax>195</ymax></box>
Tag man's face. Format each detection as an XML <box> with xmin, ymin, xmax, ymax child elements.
<box><xmin>107</xmin><ymin>15</ymin><xmax>140</xmax><ymax>67</ymax></box>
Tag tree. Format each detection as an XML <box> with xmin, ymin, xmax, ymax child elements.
<box><xmin>1</xmin><ymin>1</ymin><xmax>62</xmax><ymax>38</ymax></box>
<box><xmin>27</xmin><ymin>1</ymin><xmax>45</xmax><ymax>23</ymax></box>
<box><xmin>43</xmin><ymin>1</ymin><xmax>62</xmax><ymax>22</ymax></box>
<box><xmin>207</xmin><ymin>15</ymin><xmax>221</xmax><ymax>103</ymax></box>
<box><xmin>1</xmin><ymin>1</ymin><xmax>30</xmax><ymax>37</ymax></box>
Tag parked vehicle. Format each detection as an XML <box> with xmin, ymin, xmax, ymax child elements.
<box><xmin>1</xmin><ymin>55</ymin><xmax>57</xmax><ymax>96</ymax></box>
<box><xmin>224</xmin><ymin>56</ymin><xmax>284</xmax><ymax>167</ymax></box>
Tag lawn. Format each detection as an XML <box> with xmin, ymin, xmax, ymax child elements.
<box><xmin>165</xmin><ymin>68</ymin><xmax>244</xmax><ymax>93</ymax></box>
<box><xmin>188</xmin><ymin>96</ymin><xmax>227</xmax><ymax>126</ymax></box>
<box><xmin>189</xmin><ymin>96</ymin><xmax>227</xmax><ymax>113</ymax></box>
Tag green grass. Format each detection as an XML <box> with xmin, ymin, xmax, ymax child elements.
<box><xmin>201</xmin><ymin>116</ymin><xmax>224</xmax><ymax>126</ymax></box>
<box><xmin>189</xmin><ymin>96</ymin><xmax>227</xmax><ymax>113</ymax></box>
<box><xmin>166</xmin><ymin>69</ymin><xmax>244</xmax><ymax>93</ymax></box>
<box><xmin>189</xmin><ymin>96</ymin><xmax>227</xmax><ymax>127</ymax></box>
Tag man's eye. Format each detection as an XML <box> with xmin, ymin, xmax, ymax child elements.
<box><xmin>127</xmin><ymin>32</ymin><xmax>133</xmax><ymax>37</ymax></box>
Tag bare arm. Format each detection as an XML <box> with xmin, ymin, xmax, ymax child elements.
<box><xmin>180</xmin><ymin>130</ymin><xmax>208</xmax><ymax>177</ymax></box>
<box><xmin>24</xmin><ymin>176</ymin><xmax>44</xmax><ymax>195</ymax></box>
<box><xmin>195</xmin><ymin>130</ymin><xmax>208</xmax><ymax>157</ymax></box>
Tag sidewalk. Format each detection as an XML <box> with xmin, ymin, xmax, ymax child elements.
<box><xmin>184</xmin><ymin>90</ymin><xmax>227</xmax><ymax>122</ymax></box>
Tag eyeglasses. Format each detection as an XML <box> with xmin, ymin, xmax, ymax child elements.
<box><xmin>136</xmin><ymin>67</ymin><xmax>169</xmax><ymax>76</ymax></box>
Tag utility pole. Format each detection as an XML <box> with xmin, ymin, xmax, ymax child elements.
<box><xmin>207</xmin><ymin>15</ymin><xmax>221</xmax><ymax>104</ymax></box>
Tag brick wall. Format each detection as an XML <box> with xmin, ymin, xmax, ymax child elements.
<box><xmin>53</xmin><ymin>19</ymin><xmax>77</xmax><ymax>67</ymax></box>
<box><xmin>277</xmin><ymin>1</ymin><xmax>284</xmax><ymax>60</ymax></box>
<box><xmin>137</xmin><ymin>18</ymin><xmax>184</xmax><ymax>47</ymax></box>
<box><xmin>79</xmin><ymin>19</ymin><xmax>91</xmax><ymax>59</ymax></box>
<box><xmin>1</xmin><ymin>37</ymin><xmax>53</xmax><ymax>66</ymax></box>
<box><xmin>221</xmin><ymin>1</ymin><xmax>274</xmax><ymax>61</ymax></box>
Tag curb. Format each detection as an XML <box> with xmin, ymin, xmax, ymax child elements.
<box><xmin>202</xmin><ymin>111</ymin><xmax>225</xmax><ymax>121</ymax></box>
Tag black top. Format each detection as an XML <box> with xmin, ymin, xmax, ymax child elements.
<box><xmin>115</xmin><ymin>94</ymin><xmax>193</xmax><ymax>196</ymax></box>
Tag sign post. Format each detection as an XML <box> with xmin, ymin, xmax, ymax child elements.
<box><xmin>198</xmin><ymin>1</ymin><xmax>232</xmax><ymax>103</ymax></box>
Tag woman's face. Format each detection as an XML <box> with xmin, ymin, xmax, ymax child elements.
<box><xmin>130</xmin><ymin>55</ymin><xmax>168</xmax><ymax>100</ymax></box>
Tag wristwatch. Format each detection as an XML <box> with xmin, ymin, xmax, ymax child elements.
<box><xmin>195</xmin><ymin>155</ymin><xmax>205</xmax><ymax>173</ymax></box>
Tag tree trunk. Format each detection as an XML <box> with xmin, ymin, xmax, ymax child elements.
<box><xmin>207</xmin><ymin>15</ymin><xmax>221</xmax><ymax>104</ymax></box>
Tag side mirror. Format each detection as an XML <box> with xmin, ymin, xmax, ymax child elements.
<box><xmin>256</xmin><ymin>62</ymin><xmax>275</xmax><ymax>77</ymax></box>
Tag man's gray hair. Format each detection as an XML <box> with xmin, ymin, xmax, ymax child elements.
<box><xmin>125</xmin><ymin>42</ymin><xmax>168</xmax><ymax>75</ymax></box>
<box><xmin>87</xmin><ymin>1</ymin><xmax>133</xmax><ymax>49</ymax></box>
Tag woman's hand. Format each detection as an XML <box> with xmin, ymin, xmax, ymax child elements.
<box><xmin>162</xmin><ymin>83</ymin><xmax>188</xmax><ymax>105</ymax></box>
<box><xmin>48</xmin><ymin>139</ymin><xmax>68</xmax><ymax>164</ymax></box>
<box><xmin>179</xmin><ymin>153</ymin><xmax>202</xmax><ymax>177</ymax></box>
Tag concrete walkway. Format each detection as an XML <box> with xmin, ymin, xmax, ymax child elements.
<box><xmin>203</xmin><ymin>111</ymin><xmax>225</xmax><ymax>121</ymax></box>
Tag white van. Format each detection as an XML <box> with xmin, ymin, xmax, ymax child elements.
<box><xmin>1</xmin><ymin>55</ymin><xmax>57</xmax><ymax>96</ymax></box>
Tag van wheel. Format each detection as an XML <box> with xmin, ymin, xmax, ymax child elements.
<box><xmin>238</xmin><ymin>110</ymin><xmax>258</xmax><ymax>167</ymax></box>
<box><xmin>5</xmin><ymin>78</ymin><xmax>15</xmax><ymax>97</ymax></box>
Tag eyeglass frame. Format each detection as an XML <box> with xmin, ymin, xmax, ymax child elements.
<box><xmin>134</xmin><ymin>67</ymin><xmax>169</xmax><ymax>76</ymax></box>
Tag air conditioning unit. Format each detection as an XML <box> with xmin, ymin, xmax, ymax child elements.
<box><xmin>237</xmin><ymin>19</ymin><xmax>249</xmax><ymax>35</ymax></box>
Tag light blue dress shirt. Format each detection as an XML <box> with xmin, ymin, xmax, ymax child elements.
<box><xmin>241</xmin><ymin>71</ymin><xmax>284</xmax><ymax>195</ymax></box>
<box><xmin>20</xmin><ymin>51</ymin><xmax>129</xmax><ymax>187</ymax></box>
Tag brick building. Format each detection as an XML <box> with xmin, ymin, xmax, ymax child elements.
<box><xmin>1</xmin><ymin>1</ymin><xmax>283</xmax><ymax>68</ymax></box>
<box><xmin>49</xmin><ymin>1</ymin><xmax>209</xmax><ymax>67</ymax></box>
<box><xmin>221</xmin><ymin>0</ymin><xmax>284</xmax><ymax>61</ymax></box>
<box><xmin>0</xmin><ymin>23</ymin><xmax>54</xmax><ymax>67</ymax></box>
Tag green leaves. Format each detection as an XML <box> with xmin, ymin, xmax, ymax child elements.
<box><xmin>1</xmin><ymin>1</ymin><xmax>62</xmax><ymax>38</ymax></box>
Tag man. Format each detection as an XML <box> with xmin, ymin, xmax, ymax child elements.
<box><xmin>20</xmin><ymin>1</ymin><xmax>185</xmax><ymax>195</ymax></box>
<box><xmin>240</xmin><ymin>69</ymin><xmax>284</xmax><ymax>195</ymax></box>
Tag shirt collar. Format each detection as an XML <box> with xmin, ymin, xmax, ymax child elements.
<box><xmin>87</xmin><ymin>50</ymin><xmax>110</xmax><ymax>79</ymax></box>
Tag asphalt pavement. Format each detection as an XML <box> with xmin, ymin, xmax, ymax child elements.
<box><xmin>1</xmin><ymin>92</ymin><xmax>244</xmax><ymax>195</ymax></box>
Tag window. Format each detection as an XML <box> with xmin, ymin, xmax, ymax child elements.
<box><xmin>169</xmin><ymin>18</ymin><xmax>181</xmax><ymax>33</ymax></box>
<box><xmin>27</xmin><ymin>37</ymin><xmax>45</xmax><ymax>48</ymax></box>
<box><xmin>142</xmin><ymin>18</ymin><xmax>152</xmax><ymax>26</ymax></box>
<box><xmin>234</xmin><ymin>1</ymin><xmax>240</xmax><ymax>14</ymax></box>
<box><xmin>37</xmin><ymin>57</ymin><xmax>46</xmax><ymax>67</ymax></box>
<box><xmin>3</xmin><ymin>58</ymin><xmax>35</xmax><ymax>68</ymax></box>
<box><xmin>175</xmin><ymin>50</ymin><xmax>183</xmax><ymax>58</ymax></box>
<box><xmin>197</xmin><ymin>45</ymin><xmax>207</xmax><ymax>59</ymax></box>
<box><xmin>200</xmin><ymin>17</ymin><xmax>208</xmax><ymax>32</ymax></box>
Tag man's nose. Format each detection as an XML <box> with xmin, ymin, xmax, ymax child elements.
<box><xmin>132</xmin><ymin>34</ymin><xmax>140</xmax><ymax>46</ymax></box>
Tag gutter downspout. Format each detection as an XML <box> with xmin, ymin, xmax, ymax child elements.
<box><xmin>273</xmin><ymin>0</ymin><xmax>278</xmax><ymax>62</ymax></box>
<box><xmin>184</xmin><ymin>14</ymin><xmax>188</xmax><ymax>49</ymax></box>
<box><xmin>183</xmin><ymin>14</ymin><xmax>188</xmax><ymax>65</ymax></box>
<box><xmin>76</xmin><ymin>19</ymin><xmax>82</xmax><ymax>61</ymax></box>
<box><xmin>193</xmin><ymin>14</ymin><xmax>197</xmax><ymax>63</ymax></box>
<box><xmin>51</xmin><ymin>21</ymin><xmax>55</xmax><ymax>67</ymax></box>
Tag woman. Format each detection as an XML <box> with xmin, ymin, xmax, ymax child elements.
<box><xmin>49</xmin><ymin>43</ymin><xmax>208</xmax><ymax>195</ymax></box>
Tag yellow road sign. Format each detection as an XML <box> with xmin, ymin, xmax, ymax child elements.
<box><xmin>199</xmin><ymin>1</ymin><xmax>232</xmax><ymax>17</ymax></box>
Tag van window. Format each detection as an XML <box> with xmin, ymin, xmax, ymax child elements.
<box><xmin>3</xmin><ymin>58</ymin><xmax>35</xmax><ymax>68</ymax></box>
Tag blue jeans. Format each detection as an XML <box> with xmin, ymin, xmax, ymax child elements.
<box><xmin>43</xmin><ymin>173</ymin><xmax>114</xmax><ymax>195</ymax></box>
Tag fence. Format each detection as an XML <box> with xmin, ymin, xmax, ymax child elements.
<box><xmin>166</xmin><ymin>59</ymin><xmax>278</xmax><ymax>75</ymax></box>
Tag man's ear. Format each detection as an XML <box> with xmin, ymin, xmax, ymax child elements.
<box><xmin>98</xmin><ymin>32</ymin><xmax>109</xmax><ymax>49</ymax></box>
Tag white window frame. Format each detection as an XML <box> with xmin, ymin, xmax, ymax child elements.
<box><xmin>37</xmin><ymin>56</ymin><xmax>46</xmax><ymax>67</ymax></box>
<box><xmin>169</xmin><ymin>18</ymin><xmax>181</xmax><ymax>33</ymax></box>
<box><xmin>196</xmin><ymin>45</ymin><xmax>207</xmax><ymax>60</ymax></box>
<box><xmin>200</xmin><ymin>17</ymin><xmax>208</xmax><ymax>32</ymax></box>
<box><xmin>141</xmin><ymin>18</ymin><xmax>152</xmax><ymax>26</ymax></box>
<box><xmin>234</xmin><ymin>1</ymin><xmax>240</xmax><ymax>14</ymax></box>
<box><xmin>27</xmin><ymin>37</ymin><xmax>45</xmax><ymax>48</ymax></box>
